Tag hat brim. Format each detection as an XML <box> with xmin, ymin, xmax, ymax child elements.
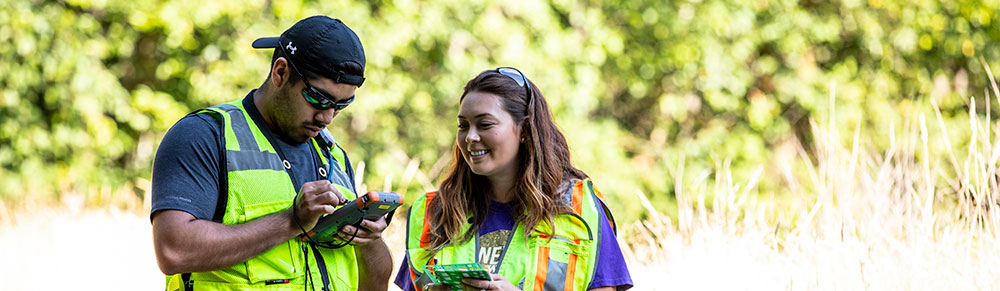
<box><xmin>251</xmin><ymin>37</ymin><xmax>280</xmax><ymax>49</ymax></box>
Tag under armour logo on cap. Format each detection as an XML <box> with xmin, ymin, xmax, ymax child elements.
<box><xmin>286</xmin><ymin>41</ymin><xmax>297</xmax><ymax>55</ymax></box>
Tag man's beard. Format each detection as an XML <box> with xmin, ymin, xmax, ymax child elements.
<box><xmin>271</xmin><ymin>86</ymin><xmax>309</xmax><ymax>144</ymax></box>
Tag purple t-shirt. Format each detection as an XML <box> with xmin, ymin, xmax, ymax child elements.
<box><xmin>394</xmin><ymin>199</ymin><xmax>633</xmax><ymax>290</ymax></box>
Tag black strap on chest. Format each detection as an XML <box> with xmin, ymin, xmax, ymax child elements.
<box><xmin>181</xmin><ymin>272</ymin><xmax>192</xmax><ymax>290</ymax></box>
<box><xmin>310</xmin><ymin>244</ymin><xmax>333</xmax><ymax>291</ymax></box>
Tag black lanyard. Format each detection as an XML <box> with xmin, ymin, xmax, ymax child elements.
<box><xmin>243</xmin><ymin>99</ymin><xmax>338</xmax><ymax>291</ymax></box>
<box><xmin>252</xmin><ymin>123</ymin><xmax>328</xmax><ymax>190</ymax></box>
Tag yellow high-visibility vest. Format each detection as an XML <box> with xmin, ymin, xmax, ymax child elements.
<box><xmin>165</xmin><ymin>100</ymin><xmax>359</xmax><ymax>290</ymax></box>
<box><xmin>405</xmin><ymin>178</ymin><xmax>610</xmax><ymax>291</ymax></box>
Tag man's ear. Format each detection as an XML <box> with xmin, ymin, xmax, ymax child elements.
<box><xmin>270</xmin><ymin>57</ymin><xmax>290</xmax><ymax>88</ymax></box>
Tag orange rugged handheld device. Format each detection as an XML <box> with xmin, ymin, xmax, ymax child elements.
<box><xmin>303</xmin><ymin>191</ymin><xmax>403</xmax><ymax>243</ymax></box>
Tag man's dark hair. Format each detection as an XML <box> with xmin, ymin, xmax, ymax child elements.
<box><xmin>270</xmin><ymin>48</ymin><xmax>363</xmax><ymax>85</ymax></box>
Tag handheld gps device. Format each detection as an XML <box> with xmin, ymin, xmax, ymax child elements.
<box><xmin>303</xmin><ymin>191</ymin><xmax>403</xmax><ymax>243</ymax></box>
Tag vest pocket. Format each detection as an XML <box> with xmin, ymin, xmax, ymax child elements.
<box><xmin>244</xmin><ymin>238</ymin><xmax>301</xmax><ymax>283</ymax></box>
<box><xmin>242</xmin><ymin>201</ymin><xmax>302</xmax><ymax>284</ymax></box>
<box><xmin>529</xmin><ymin>236</ymin><xmax>591</xmax><ymax>291</ymax></box>
<box><xmin>319</xmin><ymin>245</ymin><xmax>358</xmax><ymax>291</ymax></box>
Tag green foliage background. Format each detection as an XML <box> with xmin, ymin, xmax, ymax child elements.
<box><xmin>2</xmin><ymin>0</ymin><xmax>998</xmax><ymax>223</ymax></box>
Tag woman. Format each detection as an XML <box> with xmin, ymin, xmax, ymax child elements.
<box><xmin>394</xmin><ymin>68</ymin><xmax>633</xmax><ymax>291</ymax></box>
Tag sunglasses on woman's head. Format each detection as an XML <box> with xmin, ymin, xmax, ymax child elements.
<box><xmin>496</xmin><ymin>67</ymin><xmax>534</xmax><ymax>114</ymax></box>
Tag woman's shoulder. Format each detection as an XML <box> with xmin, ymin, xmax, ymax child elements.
<box><xmin>410</xmin><ymin>190</ymin><xmax>439</xmax><ymax>205</ymax></box>
<box><xmin>556</xmin><ymin>178</ymin><xmax>578</xmax><ymax>195</ymax></box>
<box><xmin>553</xmin><ymin>177</ymin><xmax>610</xmax><ymax>214</ymax></box>
<box><xmin>556</xmin><ymin>176</ymin><xmax>599</xmax><ymax>197</ymax></box>
<box><xmin>553</xmin><ymin>178</ymin><xmax>581</xmax><ymax>207</ymax></box>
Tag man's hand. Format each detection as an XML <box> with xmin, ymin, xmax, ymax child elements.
<box><xmin>291</xmin><ymin>180</ymin><xmax>347</xmax><ymax>232</ymax></box>
<box><xmin>337</xmin><ymin>216</ymin><xmax>388</xmax><ymax>246</ymax></box>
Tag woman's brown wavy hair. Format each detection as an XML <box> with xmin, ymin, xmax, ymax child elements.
<box><xmin>424</xmin><ymin>69</ymin><xmax>587</xmax><ymax>250</ymax></box>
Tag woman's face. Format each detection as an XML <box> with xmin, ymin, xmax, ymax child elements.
<box><xmin>457</xmin><ymin>91</ymin><xmax>523</xmax><ymax>180</ymax></box>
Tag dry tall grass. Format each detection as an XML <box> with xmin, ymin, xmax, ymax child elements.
<box><xmin>621</xmin><ymin>67</ymin><xmax>1000</xmax><ymax>290</ymax></box>
<box><xmin>4</xmin><ymin>66</ymin><xmax>1000</xmax><ymax>290</ymax></box>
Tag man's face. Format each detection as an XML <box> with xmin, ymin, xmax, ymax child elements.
<box><xmin>273</xmin><ymin>75</ymin><xmax>357</xmax><ymax>144</ymax></box>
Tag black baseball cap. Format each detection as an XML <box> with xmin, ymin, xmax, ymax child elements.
<box><xmin>252</xmin><ymin>16</ymin><xmax>366</xmax><ymax>87</ymax></box>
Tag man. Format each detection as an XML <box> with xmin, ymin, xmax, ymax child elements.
<box><xmin>151</xmin><ymin>16</ymin><xmax>391</xmax><ymax>291</ymax></box>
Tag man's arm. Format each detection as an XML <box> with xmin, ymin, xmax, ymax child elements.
<box><xmin>341</xmin><ymin>217</ymin><xmax>393</xmax><ymax>291</ymax></box>
<box><xmin>153</xmin><ymin>181</ymin><xmax>346</xmax><ymax>275</ymax></box>
<box><xmin>152</xmin><ymin>209</ymin><xmax>300</xmax><ymax>274</ymax></box>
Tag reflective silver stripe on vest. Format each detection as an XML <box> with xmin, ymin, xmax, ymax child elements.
<box><xmin>226</xmin><ymin>150</ymin><xmax>284</xmax><ymax>171</ymax></box>
<box><xmin>543</xmin><ymin>259</ymin><xmax>568</xmax><ymax>291</ymax></box>
<box><xmin>215</xmin><ymin>104</ymin><xmax>260</xmax><ymax>152</ymax></box>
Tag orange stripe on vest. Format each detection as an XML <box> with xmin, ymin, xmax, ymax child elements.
<box><xmin>533</xmin><ymin>246</ymin><xmax>550</xmax><ymax>291</ymax></box>
<box><xmin>419</xmin><ymin>192</ymin><xmax>436</xmax><ymax>248</ymax></box>
<box><xmin>564</xmin><ymin>254</ymin><xmax>578</xmax><ymax>291</ymax></box>
<box><xmin>572</xmin><ymin>181</ymin><xmax>584</xmax><ymax>215</ymax></box>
